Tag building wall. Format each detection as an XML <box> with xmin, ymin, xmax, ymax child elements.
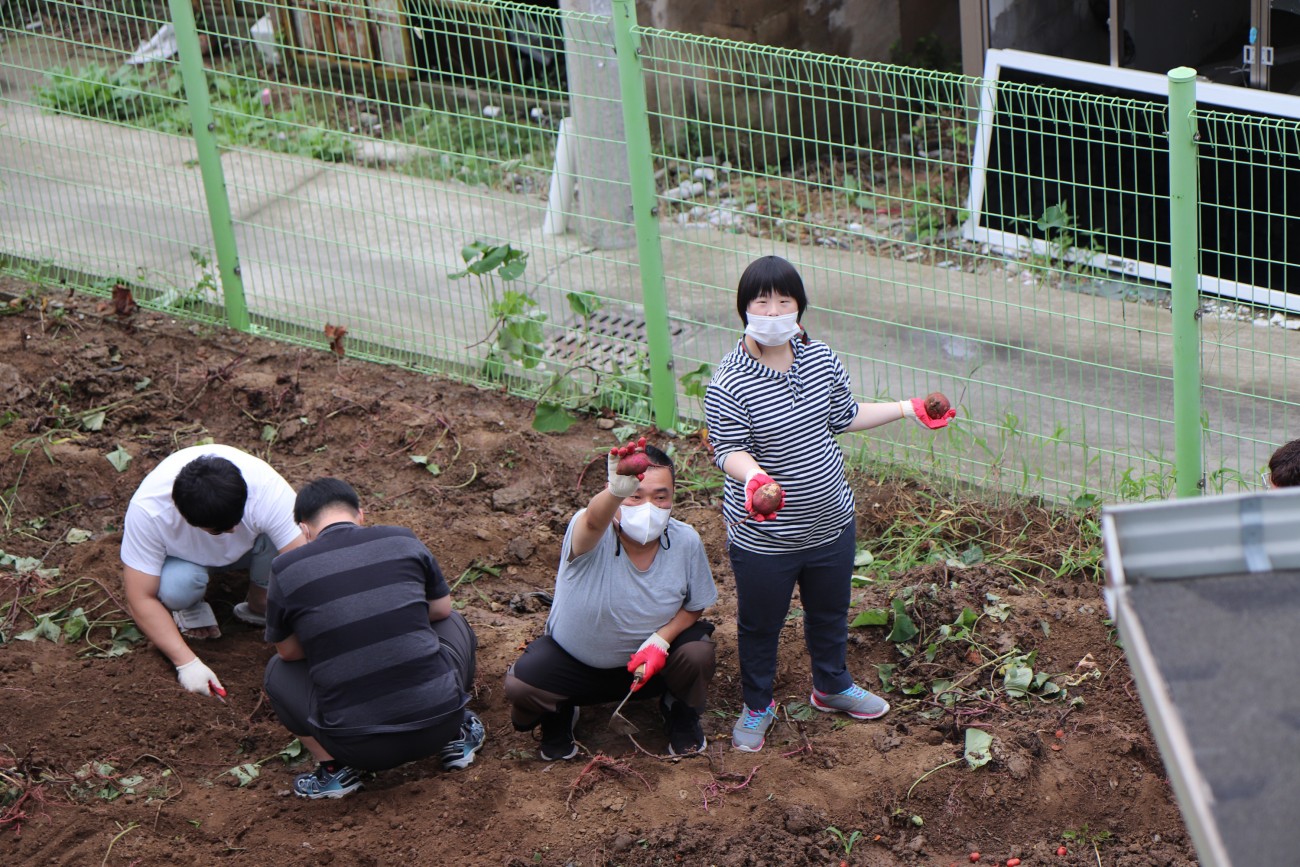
<box><xmin>988</xmin><ymin>0</ymin><xmax>1108</xmax><ymax>65</ymax></box>
<box><xmin>638</xmin><ymin>0</ymin><xmax>902</xmax><ymax>62</ymax></box>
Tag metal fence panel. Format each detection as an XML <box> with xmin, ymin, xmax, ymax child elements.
<box><xmin>4</xmin><ymin>0</ymin><xmax>1297</xmax><ymax>501</ymax></box>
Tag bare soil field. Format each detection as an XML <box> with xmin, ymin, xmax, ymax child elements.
<box><xmin>0</xmin><ymin>280</ymin><xmax>1196</xmax><ymax>866</ymax></box>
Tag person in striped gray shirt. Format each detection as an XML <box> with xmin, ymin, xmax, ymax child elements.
<box><xmin>263</xmin><ymin>478</ymin><xmax>482</xmax><ymax>798</ymax></box>
<box><xmin>705</xmin><ymin>255</ymin><xmax>956</xmax><ymax>752</ymax></box>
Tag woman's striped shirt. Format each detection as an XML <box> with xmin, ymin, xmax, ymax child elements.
<box><xmin>705</xmin><ymin>338</ymin><xmax>858</xmax><ymax>553</ymax></box>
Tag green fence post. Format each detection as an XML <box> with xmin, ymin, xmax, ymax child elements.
<box><xmin>1168</xmin><ymin>67</ymin><xmax>1202</xmax><ymax>497</ymax></box>
<box><xmin>611</xmin><ymin>0</ymin><xmax>677</xmax><ymax>432</ymax></box>
<box><xmin>167</xmin><ymin>0</ymin><xmax>250</xmax><ymax>332</ymax></box>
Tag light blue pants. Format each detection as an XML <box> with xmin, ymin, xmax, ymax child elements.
<box><xmin>156</xmin><ymin>533</ymin><xmax>275</xmax><ymax>612</ymax></box>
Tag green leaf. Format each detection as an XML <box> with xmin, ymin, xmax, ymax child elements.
<box><xmin>964</xmin><ymin>728</ymin><xmax>993</xmax><ymax>769</ymax></box>
<box><xmin>134</xmin><ymin>377</ymin><xmax>152</xmax><ymax>391</ymax></box>
<box><xmin>853</xmin><ymin>548</ymin><xmax>874</xmax><ymax>567</ymax></box>
<box><xmin>410</xmin><ymin>455</ymin><xmax>442</xmax><ymax>476</ymax></box>
<box><xmin>886</xmin><ymin>597</ymin><xmax>918</xmax><ymax>643</ymax></box>
<box><xmin>1037</xmin><ymin>203</ymin><xmax>1070</xmax><ymax>232</ymax></box>
<box><xmin>260</xmin><ymin>424</ymin><xmax>278</xmax><ymax>443</ymax></box>
<box><xmin>81</xmin><ymin>411</ymin><xmax>105</xmax><ymax>431</ymax></box>
<box><xmin>277</xmin><ymin>738</ymin><xmax>304</xmax><ymax>763</ymax></box>
<box><xmin>113</xmin><ymin>624</ymin><xmax>143</xmax><ymax>643</ymax></box>
<box><xmin>17</xmin><ymin>616</ymin><xmax>61</xmax><ymax>643</ymax></box>
<box><xmin>532</xmin><ymin>403</ymin><xmax>576</xmax><ymax>433</ymax></box>
<box><xmin>875</xmin><ymin>662</ymin><xmax>896</xmax><ymax>691</ymax></box>
<box><xmin>959</xmin><ymin>544</ymin><xmax>985</xmax><ymax>566</ymax></box>
<box><xmin>849</xmin><ymin>608</ymin><xmax>889</xmax><ymax>628</ymax></box>
<box><xmin>228</xmin><ymin>763</ymin><xmax>260</xmax><ymax>786</ymax></box>
<box><xmin>784</xmin><ymin>700</ymin><xmax>816</xmax><ymax>721</ymax></box>
<box><xmin>477</xmin><ymin>244</ymin><xmax>510</xmax><ymax>272</ymax></box>
<box><xmin>498</xmin><ymin>258</ymin><xmax>527</xmax><ymax>282</ymax></box>
<box><xmin>566</xmin><ymin>291</ymin><xmax>601</xmax><ymax>318</ymax></box>
<box><xmin>954</xmin><ymin>607</ymin><xmax>978</xmax><ymax>630</ymax></box>
<box><xmin>1003</xmin><ymin>661</ymin><xmax>1034</xmax><ymax>697</ymax></box>
<box><xmin>62</xmin><ymin>607</ymin><xmax>89</xmax><ymax>641</ymax></box>
<box><xmin>105</xmin><ymin>445</ymin><xmax>133</xmax><ymax>473</ymax></box>
<box><xmin>65</xmin><ymin>527</ymin><xmax>93</xmax><ymax>544</ymax></box>
<box><xmin>984</xmin><ymin>602</ymin><xmax>1012</xmax><ymax>622</ymax></box>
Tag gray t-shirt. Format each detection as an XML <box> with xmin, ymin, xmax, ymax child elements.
<box><xmin>545</xmin><ymin>509</ymin><xmax>718</xmax><ymax>669</ymax></box>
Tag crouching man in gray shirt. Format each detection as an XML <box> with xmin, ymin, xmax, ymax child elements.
<box><xmin>504</xmin><ymin>441</ymin><xmax>718</xmax><ymax>759</ymax></box>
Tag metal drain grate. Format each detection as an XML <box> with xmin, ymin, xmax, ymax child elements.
<box><xmin>545</xmin><ymin>308</ymin><xmax>686</xmax><ymax>373</ymax></box>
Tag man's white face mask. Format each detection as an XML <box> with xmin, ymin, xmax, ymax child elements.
<box><xmin>745</xmin><ymin>311</ymin><xmax>800</xmax><ymax>346</ymax></box>
<box><xmin>618</xmin><ymin>502</ymin><xmax>671</xmax><ymax>545</ymax></box>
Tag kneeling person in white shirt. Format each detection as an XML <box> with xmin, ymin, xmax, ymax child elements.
<box><xmin>119</xmin><ymin>444</ymin><xmax>305</xmax><ymax>697</ymax></box>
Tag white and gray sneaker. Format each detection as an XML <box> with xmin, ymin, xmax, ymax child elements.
<box><xmin>810</xmin><ymin>684</ymin><xmax>890</xmax><ymax>720</ymax></box>
<box><xmin>731</xmin><ymin>700</ymin><xmax>777</xmax><ymax>752</ymax></box>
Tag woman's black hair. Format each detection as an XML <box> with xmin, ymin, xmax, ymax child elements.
<box><xmin>735</xmin><ymin>255</ymin><xmax>809</xmax><ymax>326</ymax></box>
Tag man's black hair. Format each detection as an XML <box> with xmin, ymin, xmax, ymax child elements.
<box><xmin>1268</xmin><ymin>438</ymin><xmax>1300</xmax><ymax>488</ymax></box>
<box><xmin>735</xmin><ymin>255</ymin><xmax>809</xmax><ymax>325</ymax></box>
<box><xmin>172</xmin><ymin>456</ymin><xmax>247</xmax><ymax>532</ymax></box>
<box><xmin>294</xmin><ymin>477</ymin><xmax>361</xmax><ymax>525</ymax></box>
<box><xmin>645</xmin><ymin>443</ymin><xmax>675</xmax><ymax>483</ymax></box>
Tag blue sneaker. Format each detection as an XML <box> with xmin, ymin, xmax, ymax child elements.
<box><xmin>731</xmin><ymin>700</ymin><xmax>777</xmax><ymax>752</ymax></box>
<box><xmin>440</xmin><ymin>710</ymin><xmax>487</xmax><ymax>771</ymax></box>
<box><xmin>292</xmin><ymin>763</ymin><xmax>363</xmax><ymax>799</ymax></box>
<box><xmin>810</xmin><ymin>684</ymin><xmax>890</xmax><ymax>720</ymax></box>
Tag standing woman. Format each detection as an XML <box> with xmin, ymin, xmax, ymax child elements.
<box><xmin>705</xmin><ymin>255</ymin><xmax>955</xmax><ymax>752</ymax></box>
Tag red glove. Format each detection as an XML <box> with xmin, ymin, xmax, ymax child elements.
<box><xmin>627</xmin><ymin>633</ymin><xmax>669</xmax><ymax>691</ymax></box>
<box><xmin>902</xmin><ymin>398</ymin><xmax>956</xmax><ymax>430</ymax></box>
<box><xmin>744</xmin><ymin>471</ymin><xmax>784</xmax><ymax>522</ymax></box>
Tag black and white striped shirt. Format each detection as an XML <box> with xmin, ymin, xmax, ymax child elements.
<box><xmin>705</xmin><ymin>338</ymin><xmax>857</xmax><ymax>553</ymax></box>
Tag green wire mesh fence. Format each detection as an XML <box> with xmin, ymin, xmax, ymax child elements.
<box><xmin>2</xmin><ymin>0</ymin><xmax>1298</xmax><ymax>502</ymax></box>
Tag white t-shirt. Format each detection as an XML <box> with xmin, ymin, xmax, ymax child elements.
<box><xmin>120</xmin><ymin>445</ymin><xmax>299</xmax><ymax>576</ymax></box>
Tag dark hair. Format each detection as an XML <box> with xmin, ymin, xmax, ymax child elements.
<box><xmin>644</xmin><ymin>443</ymin><xmax>675</xmax><ymax>483</ymax></box>
<box><xmin>1268</xmin><ymin>438</ymin><xmax>1300</xmax><ymax>488</ymax></box>
<box><xmin>172</xmin><ymin>456</ymin><xmax>248</xmax><ymax>532</ymax></box>
<box><xmin>294</xmin><ymin>477</ymin><xmax>361</xmax><ymax>525</ymax></box>
<box><xmin>735</xmin><ymin>255</ymin><xmax>809</xmax><ymax>326</ymax></box>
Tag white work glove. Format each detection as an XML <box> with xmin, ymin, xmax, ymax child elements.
<box><xmin>606</xmin><ymin>450</ymin><xmax>642</xmax><ymax>498</ymax></box>
<box><xmin>176</xmin><ymin>657</ymin><xmax>224</xmax><ymax>697</ymax></box>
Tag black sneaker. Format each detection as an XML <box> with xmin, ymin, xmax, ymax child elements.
<box><xmin>292</xmin><ymin>763</ymin><xmax>363</xmax><ymax>799</ymax></box>
<box><xmin>539</xmin><ymin>704</ymin><xmax>580</xmax><ymax>761</ymax></box>
<box><xmin>662</xmin><ymin>695</ymin><xmax>707</xmax><ymax>756</ymax></box>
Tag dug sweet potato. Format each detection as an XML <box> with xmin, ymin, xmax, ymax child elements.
<box><xmin>751</xmin><ymin>482</ymin><xmax>783</xmax><ymax>516</ymax></box>
<box><xmin>923</xmin><ymin>392</ymin><xmax>951</xmax><ymax>420</ymax></box>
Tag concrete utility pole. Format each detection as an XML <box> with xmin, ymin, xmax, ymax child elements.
<box><xmin>559</xmin><ymin>0</ymin><xmax>635</xmax><ymax>249</ymax></box>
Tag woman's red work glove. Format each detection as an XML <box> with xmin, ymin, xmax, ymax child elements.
<box><xmin>744</xmin><ymin>470</ymin><xmax>784</xmax><ymax>521</ymax></box>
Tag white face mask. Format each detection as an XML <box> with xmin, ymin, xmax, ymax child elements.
<box><xmin>617</xmin><ymin>502</ymin><xmax>671</xmax><ymax>545</ymax></box>
<box><xmin>745</xmin><ymin>311</ymin><xmax>801</xmax><ymax>346</ymax></box>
